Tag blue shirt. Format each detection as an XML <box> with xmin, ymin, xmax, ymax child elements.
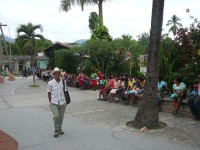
<box><xmin>158</xmin><ymin>81</ymin><xmax>167</xmax><ymax>90</ymax></box>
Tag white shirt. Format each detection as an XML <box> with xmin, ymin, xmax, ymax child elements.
<box><xmin>47</xmin><ymin>78</ymin><xmax>68</xmax><ymax>105</ymax></box>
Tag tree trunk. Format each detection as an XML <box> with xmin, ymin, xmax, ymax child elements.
<box><xmin>133</xmin><ymin>0</ymin><xmax>165</xmax><ymax>129</ymax></box>
<box><xmin>98</xmin><ymin>1</ymin><xmax>104</xmax><ymax>27</ymax></box>
<box><xmin>31</xmin><ymin>54</ymin><xmax>36</xmax><ymax>85</ymax></box>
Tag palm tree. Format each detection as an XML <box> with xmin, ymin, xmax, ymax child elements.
<box><xmin>133</xmin><ymin>0</ymin><xmax>165</xmax><ymax>129</ymax></box>
<box><xmin>121</xmin><ymin>34</ymin><xmax>132</xmax><ymax>40</ymax></box>
<box><xmin>166</xmin><ymin>15</ymin><xmax>182</xmax><ymax>38</ymax></box>
<box><xmin>60</xmin><ymin>0</ymin><xmax>108</xmax><ymax>27</ymax></box>
<box><xmin>17</xmin><ymin>22</ymin><xmax>44</xmax><ymax>85</ymax></box>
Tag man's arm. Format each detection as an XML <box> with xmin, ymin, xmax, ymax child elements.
<box><xmin>48</xmin><ymin>92</ymin><xmax>51</xmax><ymax>103</ymax></box>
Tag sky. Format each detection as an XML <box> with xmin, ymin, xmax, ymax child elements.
<box><xmin>0</xmin><ymin>0</ymin><xmax>200</xmax><ymax>43</ymax></box>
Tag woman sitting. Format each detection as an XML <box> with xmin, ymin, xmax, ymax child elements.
<box><xmin>158</xmin><ymin>76</ymin><xmax>170</xmax><ymax>101</ymax></box>
<box><xmin>109</xmin><ymin>76</ymin><xmax>121</xmax><ymax>102</ymax></box>
<box><xmin>124</xmin><ymin>76</ymin><xmax>135</xmax><ymax>104</ymax></box>
<box><xmin>170</xmin><ymin>77</ymin><xmax>187</xmax><ymax>115</ymax></box>
<box><xmin>128</xmin><ymin>78</ymin><xmax>144</xmax><ymax>105</ymax></box>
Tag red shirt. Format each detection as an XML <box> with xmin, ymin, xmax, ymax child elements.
<box><xmin>108</xmin><ymin>79</ymin><xmax>114</xmax><ymax>89</ymax></box>
<box><xmin>98</xmin><ymin>72</ymin><xmax>104</xmax><ymax>80</ymax></box>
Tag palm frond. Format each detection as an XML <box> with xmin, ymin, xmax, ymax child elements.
<box><xmin>32</xmin><ymin>24</ymin><xmax>43</xmax><ymax>32</ymax></box>
<box><xmin>60</xmin><ymin>0</ymin><xmax>76</xmax><ymax>12</ymax></box>
<box><xmin>34</xmin><ymin>34</ymin><xmax>44</xmax><ymax>40</ymax></box>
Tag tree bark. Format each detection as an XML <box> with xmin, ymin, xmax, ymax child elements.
<box><xmin>133</xmin><ymin>0</ymin><xmax>165</xmax><ymax>129</ymax></box>
<box><xmin>31</xmin><ymin>54</ymin><xmax>36</xmax><ymax>85</ymax></box>
<box><xmin>98</xmin><ymin>0</ymin><xmax>104</xmax><ymax>27</ymax></box>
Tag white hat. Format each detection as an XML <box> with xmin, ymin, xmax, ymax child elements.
<box><xmin>50</xmin><ymin>67</ymin><xmax>61</xmax><ymax>77</ymax></box>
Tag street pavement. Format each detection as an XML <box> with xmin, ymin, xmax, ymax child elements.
<box><xmin>0</xmin><ymin>76</ymin><xmax>199</xmax><ymax>150</ymax></box>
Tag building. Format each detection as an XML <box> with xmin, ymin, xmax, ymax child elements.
<box><xmin>43</xmin><ymin>42</ymin><xmax>71</xmax><ymax>68</ymax></box>
<box><xmin>43</xmin><ymin>42</ymin><xmax>71</xmax><ymax>57</ymax></box>
<box><xmin>1</xmin><ymin>53</ymin><xmax>48</xmax><ymax>74</ymax></box>
<box><xmin>139</xmin><ymin>54</ymin><xmax>148</xmax><ymax>75</ymax></box>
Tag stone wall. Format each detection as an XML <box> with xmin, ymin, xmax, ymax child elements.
<box><xmin>159</xmin><ymin>97</ymin><xmax>193</xmax><ymax>117</ymax></box>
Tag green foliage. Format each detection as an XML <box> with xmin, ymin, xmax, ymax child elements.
<box><xmin>60</xmin><ymin>0</ymin><xmax>108</xmax><ymax>27</ymax></box>
<box><xmin>166</xmin><ymin>15</ymin><xmax>182</xmax><ymax>36</ymax></box>
<box><xmin>173</xmin><ymin>63</ymin><xmax>198</xmax><ymax>88</ymax></box>
<box><xmin>15</xmin><ymin>38</ymin><xmax>52</xmax><ymax>55</ymax></box>
<box><xmin>138</xmin><ymin>32</ymin><xmax>150</xmax><ymax>53</ymax></box>
<box><xmin>81</xmin><ymin>59</ymin><xmax>93</xmax><ymax>75</ymax></box>
<box><xmin>109</xmin><ymin>36</ymin><xmax>145</xmax><ymax>75</ymax></box>
<box><xmin>54</xmin><ymin>48</ymin><xmax>80</xmax><ymax>73</ymax></box>
<box><xmin>159</xmin><ymin>10</ymin><xmax>200</xmax><ymax>89</ymax></box>
<box><xmin>51</xmin><ymin>36</ymin><xmax>146</xmax><ymax>76</ymax></box>
<box><xmin>91</xmin><ymin>26</ymin><xmax>112</xmax><ymax>41</ymax></box>
<box><xmin>35</xmin><ymin>38</ymin><xmax>53</xmax><ymax>52</ymax></box>
<box><xmin>83</xmin><ymin>39</ymin><xmax>114</xmax><ymax>74</ymax></box>
<box><xmin>159</xmin><ymin>37</ymin><xmax>179</xmax><ymax>85</ymax></box>
<box><xmin>89</xmin><ymin>12</ymin><xmax>99</xmax><ymax>33</ymax></box>
<box><xmin>16</xmin><ymin>22</ymin><xmax>44</xmax><ymax>55</ymax></box>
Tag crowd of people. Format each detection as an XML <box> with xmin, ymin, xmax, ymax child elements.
<box><xmin>36</xmin><ymin>67</ymin><xmax>200</xmax><ymax>121</ymax></box>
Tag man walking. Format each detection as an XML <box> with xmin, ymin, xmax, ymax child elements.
<box><xmin>23</xmin><ymin>67</ymin><xmax>27</xmax><ymax>78</ymax></box>
<box><xmin>47</xmin><ymin>67</ymin><xmax>67</xmax><ymax>137</ymax></box>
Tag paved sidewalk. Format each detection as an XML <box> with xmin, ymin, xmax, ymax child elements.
<box><xmin>0</xmin><ymin>77</ymin><xmax>199</xmax><ymax>150</ymax></box>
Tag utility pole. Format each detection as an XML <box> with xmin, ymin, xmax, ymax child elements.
<box><xmin>0</xmin><ymin>35</ymin><xmax>3</xmax><ymax>73</ymax></box>
<box><xmin>8</xmin><ymin>27</ymin><xmax>12</xmax><ymax>71</ymax></box>
<box><xmin>0</xmin><ymin>23</ymin><xmax>10</xmax><ymax>72</ymax></box>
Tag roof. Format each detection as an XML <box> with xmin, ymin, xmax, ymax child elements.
<box><xmin>43</xmin><ymin>42</ymin><xmax>71</xmax><ymax>57</ymax></box>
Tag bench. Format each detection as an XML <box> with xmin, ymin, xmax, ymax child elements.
<box><xmin>159</xmin><ymin>97</ymin><xmax>193</xmax><ymax>117</ymax></box>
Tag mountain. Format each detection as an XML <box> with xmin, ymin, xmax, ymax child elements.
<box><xmin>5</xmin><ymin>36</ymin><xmax>15</xmax><ymax>43</ymax></box>
<box><xmin>74</xmin><ymin>39</ymin><xmax>87</xmax><ymax>45</ymax></box>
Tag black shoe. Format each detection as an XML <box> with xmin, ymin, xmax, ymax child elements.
<box><xmin>54</xmin><ymin>130</ymin><xmax>59</xmax><ymax>137</ymax></box>
<box><xmin>59</xmin><ymin>129</ymin><xmax>64</xmax><ymax>135</ymax></box>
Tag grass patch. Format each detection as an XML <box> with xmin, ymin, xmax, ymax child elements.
<box><xmin>29</xmin><ymin>85</ymin><xmax>40</xmax><ymax>87</ymax></box>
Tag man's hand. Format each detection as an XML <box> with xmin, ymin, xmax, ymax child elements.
<box><xmin>48</xmin><ymin>92</ymin><xmax>51</xmax><ymax>103</ymax></box>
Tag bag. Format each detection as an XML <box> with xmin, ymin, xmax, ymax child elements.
<box><xmin>62</xmin><ymin>79</ymin><xmax>71</xmax><ymax>104</ymax></box>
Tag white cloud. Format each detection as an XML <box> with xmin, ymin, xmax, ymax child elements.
<box><xmin>0</xmin><ymin>0</ymin><xmax>200</xmax><ymax>43</ymax></box>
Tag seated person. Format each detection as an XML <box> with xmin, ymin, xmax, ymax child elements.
<box><xmin>158</xmin><ymin>77</ymin><xmax>170</xmax><ymax>100</ymax></box>
<box><xmin>123</xmin><ymin>76</ymin><xmax>135</xmax><ymax>104</ymax></box>
<box><xmin>104</xmin><ymin>76</ymin><xmax>114</xmax><ymax>100</ymax></box>
<box><xmin>109</xmin><ymin>76</ymin><xmax>121</xmax><ymax>102</ymax></box>
<box><xmin>188</xmin><ymin>75</ymin><xmax>200</xmax><ymax>120</ymax></box>
<box><xmin>115</xmin><ymin>77</ymin><xmax>125</xmax><ymax>102</ymax></box>
<box><xmin>128</xmin><ymin>79</ymin><xmax>144</xmax><ymax>105</ymax></box>
<box><xmin>170</xmin><ymin>77</ymin><xmax>187</xmax><ymax>115</ymax></box>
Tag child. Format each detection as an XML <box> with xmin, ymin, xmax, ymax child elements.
<box><xmin>97</xmin><ymin>77</ymin><xmax>108</xmax><ymax>100</ymax></box>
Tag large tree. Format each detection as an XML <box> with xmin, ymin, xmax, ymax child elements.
<box><xmin>83</xmin><ymin>39</ymin><xmax>114</xmax><ymax>74</ymax></box>
<box><xmin>60</xmin><ymin>0</ymin><xmax>108</xmax><ymax>27</ymax></box>
<box><xmin>133</xmin><ymin>0</ymin><xmax>165</xmax><ymax>129</ymax></box>
<box><xmin>166</xmin><ymin>15</ymin><xmax>182</xmax><ymax>38</ymax></box>
<box><xmin>16</xmin><ymin>22</ymin><xmax>44</xmax><ymax>85</ymax></box>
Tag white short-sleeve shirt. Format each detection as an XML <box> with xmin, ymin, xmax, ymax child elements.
<box><xmin>47</xmin><ymin>78</ymin><xmax>68</xmax><ymax>105</ymax></box>
<box><xmin>173</xmin><ymin>82</ymin><xmax>186</xmax><ymax>91</ymax></box>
